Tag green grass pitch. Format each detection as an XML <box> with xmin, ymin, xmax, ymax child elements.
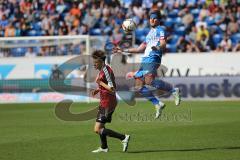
<box><xmin>0</xmin><ymin>101</ymin><xmax>240</xmax><ymax>160</ymax></box>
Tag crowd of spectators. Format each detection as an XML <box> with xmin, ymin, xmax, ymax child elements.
<box><xmin>0</xmin><ymin>0</ymin><xmax>239</xmax><ymax>57</ymax></box>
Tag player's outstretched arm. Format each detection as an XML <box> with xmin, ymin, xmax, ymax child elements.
<box><xmin>113</xmin><ymin>42</ymin><xmax>146</xmax><ymax>54</ymax></box>
<box><xmin>124</xmin><ymin>42</ymin><xmax>146</xmax><ymax>54</ymax></box>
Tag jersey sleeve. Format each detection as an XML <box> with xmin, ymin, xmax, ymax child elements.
<box><xmin>103</xmin><ymin>66</ymin><xmax>114</xmax><ymax>88</ymax></box>
<box><xmin>157</xmin><ymin>27</ymin><xmax>165</xmax><ymax>40</ymax></box>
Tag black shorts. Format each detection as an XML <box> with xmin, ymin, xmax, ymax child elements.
<box><xmin>96</xmin><ymin>106</ymin><xmax>115</xmax><ymax>124</ymax></box>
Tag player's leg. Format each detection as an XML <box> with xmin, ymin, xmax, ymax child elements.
<box><xmin>145</xmin><ymin>74</ymin><xmax>166</xmax><ymax>118</ymax></box>
<box><xmin>101</xmin><ymin>109</ymin><xmax>130</xmax><ymax>152</ymax></box>
<box><xmin>134</xmin><ymin>64</ymin><xmax>165</xmax><ymax>118</ymax></box>
<box><xmin>151</xmin><ymin>79</ymin><xmax>181</xmax><ymax>106</ymax></box>
<box><xmin>92</xmin><ymin>106</ymin><xmax>109</xmax><ymax>153</ymax></box>
<box><xmin>135</xmin><ymin>77</ymin><xmax>159</xmax><ymax>105</ymax></box>
<box><xmin>92</xmin><ymin>122</ymin><xmax>109</xmax><ymax>153</ymax></box>
<box><xmin>94</xmin><ymin>107</ymin><xmax>130</xmax><ymax>152</ymax></box>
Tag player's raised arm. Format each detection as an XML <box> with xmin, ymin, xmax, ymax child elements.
<box><xmin>123</xmin><ymin>42</ymin><xmax>147</xmax><ymax>53</ymax></box>
<box><xmin>113</xmin><ymin>42</ymin><xmax>146</xmax><ymax>54</ymax></box>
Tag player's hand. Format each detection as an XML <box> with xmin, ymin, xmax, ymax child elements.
<box><xmin>91</xmin><ymin>89</ymin><xmax>99</xmax><ymax>97</ymax></box>
<box><xmin>113</xmin><ymin>46</ymin><xmax>122</xmax><ymax>54</ymax></box>
<box><xmin>95</xmin><ymin>78</ymin><xmax>101</xmax><ymax>84</ymax></box>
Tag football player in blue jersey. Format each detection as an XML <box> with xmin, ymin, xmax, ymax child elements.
<box><xmin>114</xmin><ymin>10</ymin><xmax>181</xmax><ymax>118</ymax></box>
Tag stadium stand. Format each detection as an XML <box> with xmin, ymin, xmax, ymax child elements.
<box><xmin>0</xmin><ymin>0</ymin><xmax>239</xmax><ymax>56</ymax></box>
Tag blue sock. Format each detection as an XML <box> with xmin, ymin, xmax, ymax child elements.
<box><xmin>139</xmin><ymin>86</ymin><xmax>159</xmax><ymax>105</ymax></box>
<box><xmin>151</xmin><ymin>79</ymin><xmax>175</xmax><ymax>93</ymax></box>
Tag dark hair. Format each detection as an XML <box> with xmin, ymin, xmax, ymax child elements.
<box><xmin>92</xmin><ymin>50</ymin><xmax>106</xmax><ymax>61</ymax></box>
<box><xmin>150</xmin><ymin>10</ymin><xmax>161</xmax><ymax>20</ymax></box>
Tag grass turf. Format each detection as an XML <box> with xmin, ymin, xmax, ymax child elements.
<box><xmin>0</xmin><ymin>101</ymin><xmax>240</xmax><ymax>160</ymax></box>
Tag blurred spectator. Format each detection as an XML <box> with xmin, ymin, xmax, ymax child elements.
<box><xmin>50</xmin><ymin>64</ymin><xmax>64</xmax><ymax>80</ymax></box>
<box><xmin>196</xmin><ymin>34</ymin><xmax>209</xmax><ymax>52</ymax></box>
<box><xmin>196</xmin><ymin>25</ymin><xmax>209</xmax><ymax>41</ymax></box>
<box><xmin>69</xmin><ymin>2</ymin><xmax>81</xmax><ymax>17</ymax></box>
<box><xmin>176</xmin><ymin>36</ymin><xmax>190</xmax><ymax>52</ymax></box>
<box><xmin>186</xmin><ymin>41</ymin><xmax>200</xmax><ymax>53</ymax></box>
<box><xmin>187</xmin><ymin>26</ymin><xmax>197</xmax><ymax>43</ymax></box>
<box><xmin>179</xmin><ymin>7</ymin><xmax>194</xmax><ymax>29</ymax></box>
<box><xmin>233</xmin><ymin>43</ymin><xmax>240</xmax><ymax>52</ymax></box>
<box><xmin>199</xmin><ymin>4</ymin><xmax>209</xmax><ymax>21</ymax></box>
<box><xmin>20</xmin><ymin>0</ymin><xmax>32</xmax><ymax>13</ymax></box>
<box><xmin>227</xmin><ymin>17</ymin><xmax>238</xmax><ymax>35</ymax></box>
<box><xmin>43</xmin><ymin>0</ymin><xmax>55</xmax><ymax>14</ymax></box>
<box><xmin>0</xmin><ymin>14</ymin><xmax>9</xmax><ymax>29</ymax></box>
<box><xmin>219</xmin><ymin>35</ymin><xmax>232</xmax><ymax>52</ymax></box>
<box><xmin>25</xmin><ymin>47</ymin><xmax>37</xmax><ymax>57</ymax></box>
<box><xmin>4</xmin><ymin>22</ymin><xmax>15</xmax><ymax>37</ymax></box>
<box><xmin>0</xmin><ymin>0</ymin><xmax>238</xmax><ymax>55</ymax></box>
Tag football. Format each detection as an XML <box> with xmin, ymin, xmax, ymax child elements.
<box><xmin>122</xmin><ymin>19</ymin><xmax>136</xmax><ymax>33</ymax></box>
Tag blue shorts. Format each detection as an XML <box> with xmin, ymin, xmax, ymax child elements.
<box><xmin>134</xmin><ymin>57</ymin><xmax>161</xmax><ymax>79</ymax></box>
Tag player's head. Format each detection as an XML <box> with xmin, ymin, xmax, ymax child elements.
<box><xmin>92</xmin><ymin>50</ymin><xmax>106</xmax><ymax>70</ymax></box>
<box><xmin>149</xmin><ymin>10</ymin><xmax>161</xmax><ymax>28</ymax></box>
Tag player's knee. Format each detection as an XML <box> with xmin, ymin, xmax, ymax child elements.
<box><xmin>94</xmin><ymin>126</ymin><xmax>99</xmax><ymax>134</ymax></box>
<box><xmin>94</xmin><ymin>127</ymin><xmax>100</xmax><ymax>134</ymax></box>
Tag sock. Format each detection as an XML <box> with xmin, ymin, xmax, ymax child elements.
<box><xmin>139</xmin><ymin>86</ymin><xmax>159</xmax><ymax>105</ymax></box>
<box><xmin>99</xmin><ymin>134</ymin><xmax>108</xmax><ymax>149</ymax></box>
<box><xmin>151</xmin><ymin>79</ymin><xmax>174</xmax><ymax>93</ymax></box>
<box><xmin>102</xmin><ymin>128</ymin><xmax>125</xmax><ymax>141</ymax></box>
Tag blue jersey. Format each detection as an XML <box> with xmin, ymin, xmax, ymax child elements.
<box><xmin>142</xmin><ymin>26</ymin><xmax>165</xmax><ymax>63</ymax></box>
<box><xmin>134</xmin><ymin>25</ymin><xmax>165</xmax><ymax>78</ymax></box>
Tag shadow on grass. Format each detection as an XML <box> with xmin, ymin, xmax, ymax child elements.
<box><xmin>128</xmin><ymin>146</ymin><xmax>240</xmax><ymax>153</ymax></box>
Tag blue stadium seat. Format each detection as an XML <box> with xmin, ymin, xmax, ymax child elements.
<box><xmin>27</xmin><ymin>30</ymin><xmax>37</xmax><ymax>36</ymax></box>
<box><xmin>72</xmin><ymin>45</ymin><xmax>81</xmax><ymax>55</ymax></box>
<box><xmin>164</xmin><ymin>18</ymin><xmax>174</xmax><ymax>27</ymax></box>
<box><xmin>191</xmin><ymin>8</ymin><xmax>200</xmax><ymax>18</ymax></box>
<box><xmin>12</xmin><ymin>48</ymin><xmax>26</xmax><ymax>57</ymax></box>
<box><xmin>33</xmin><ymin>22</ymin><xmax>42</xmax><ymax>31</ymax></box>
<box><xmin>174</xmin><ymin>26</ymin><xmax>186</xmax><ymax>36</ymax></box>
<box><xmin>213</xmin><ymin>34</ymin><xmax>223</xmax><ymax>46</ymax></box>
<box><xmin>230</xmin><ymin>33</ymin><xmax>240</xmax><ymax>45</ymax></box>
<box><xmin>169</xmin><ymin>35</ymin><xmax>179</xmax><ymax>45</ymax></box>
<box><xmin>168</xmin><ymin>9</ymin><xmax>179</xmax><ymax>18</ymax></box>
<box><xmin>211</xmin><ymin>25</ymin><xmax>223</xmax><ymax>34</ymax></box>
<box><xmin>90</xmin><ymin>28</ymin><xmax>101</xmax><ymax>35</ymax></box>
<box><xmin>135</xmin><ymin>29</ymin><xmax>147</xmax><ymax>42</ymax></box>
<box><xmin>143</xmin><ymin>28</ymin><xmax>150</xmax><ymax>35</ymax></box>
<box><xmin>206</xmin><ymin>17</ymin><xmax>215</xmax><ymax>26</ymax></box>
<box><xmin>167</xmin><ymin>44</ymin><xmax>177</xmax><ymax>53</ymax></box>
<box><xmin>135</xmin><ymin>29</ymin><xmax>144</xmax><ymax>38</ymax></box>
<box><xmin>173</xmin><ymin>17</ymin><xmax>182</xmax><ymax>26</ymax></box>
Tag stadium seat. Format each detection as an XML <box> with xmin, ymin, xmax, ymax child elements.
<box><xmin>169</xmin><ymin>35</ymin><xmax>180</xmax><ymax>45</ymax></box>
<box><xmin>90</xmin><ymin>28</ymin><xmax>101</xmax><ymax>35</ymax></box>
<box><xmin>164</xmin><ymin>18</ymin><xmax>174</xmax><ymax>27</ymax></box>
<box><xmin>168</xmin><ymin>9</ymin><xmax>179</xmax><ymax>18</ymax></box>
<box><xmin>174</xmin><ymin>26</ymin><xmax>186</xmax><ymax>36</ymax></box>
<box><xmin>191</xmin><ymin>8</ymin><xmax>200</xmax><ymax>18</ymax></box>
<box><xmin>12</xmin><ymin>48</ymin><xmax>26</xmax><ymax>57</ymax></box>
<box><xmin>72</xmin><ymin>45</ymin><xmax>81</xmax><ymax>55</ymax></box>
<box><xmin>213</xmin><ymin>34</ymin><xmax>223</xmax><ymax>46</ymax></box>
<box><xmin>206</xmin><ymin>17</ymin><xmax>215</xmax><ymax>26</ymax></box>
<box><xmin>230</xmin><ymin>33</ymin><xmax>240</xmax><ymax>45</ymax></box>
<box><xmin>166</xmin><ymin>44</ymin><xmax>177</xmax><ymax>53</ymax></box>
<box><xmin>135</xmin><ymin>29</ymin><xmax>144</xmax><ymax>37</ymax></box>
<box><xmin>173</xmin><ymin>17</ymin><xmax>182</xmax><ymax>26</ymax></box>
<box><xmin>33</xmin><ymin>22</ymin><xmax>42</xmax><ymax>31</ymax></box>
<box><xmin>27</xmin><ymin>30</ymin><xmax>37</xmax><ymax>36</ymax></box>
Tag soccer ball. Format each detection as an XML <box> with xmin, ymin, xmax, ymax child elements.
<box><xmin>122</xmin><ymin>19</ymin><xmax>136</xmax><ymax>33</ymax></box>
